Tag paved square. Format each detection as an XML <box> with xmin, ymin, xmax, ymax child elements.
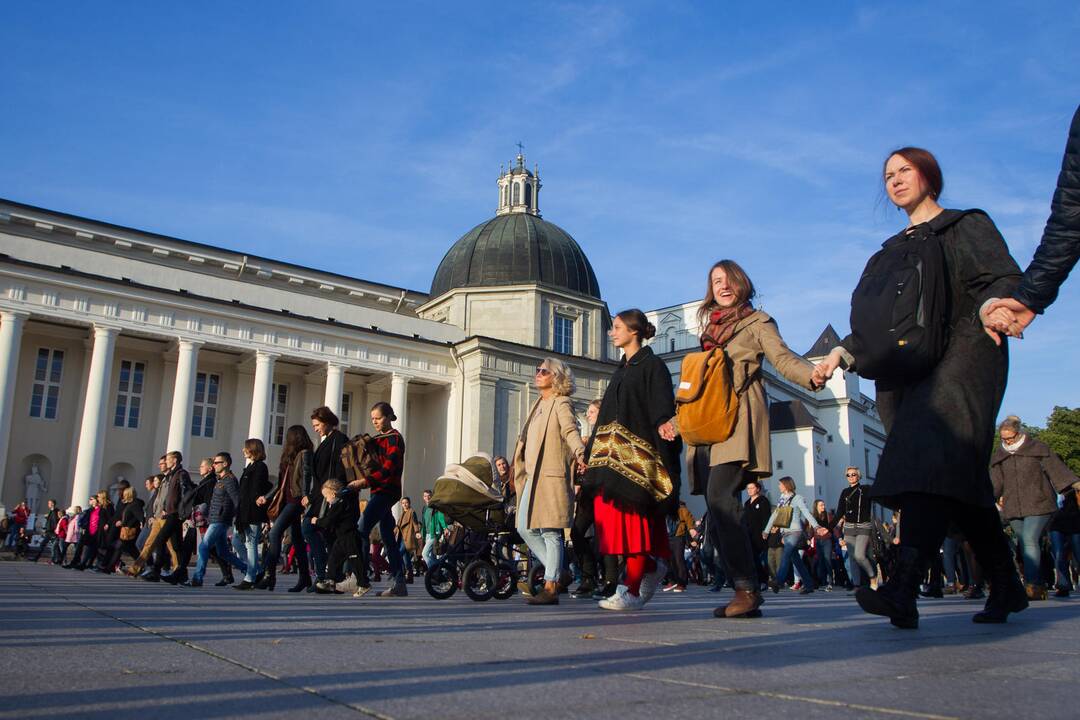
<box><xmin>1</xmin><ymin>561</ymin><xmax>1077</xmax><ymax>719</ymax></box>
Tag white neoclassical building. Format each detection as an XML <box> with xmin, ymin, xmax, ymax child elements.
<box><xmin>0</xmin><ymin>152</ymin><xmax>884</xmax><ymax>519</ymax></box>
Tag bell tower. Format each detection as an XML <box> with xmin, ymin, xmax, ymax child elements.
<box><xmin>496</xmin><ymin>146</ymin><xmax>541</xmax><ymax>217</ymax></box>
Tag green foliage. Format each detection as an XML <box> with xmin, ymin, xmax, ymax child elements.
<box><xmin>1038</xmin><ymin>406</ymin><xmax>1080</xmax><ymax>476</ymax></box>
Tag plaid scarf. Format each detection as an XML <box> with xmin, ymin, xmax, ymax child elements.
<box><xmin>700</xmin><ymin>304</ymin><xmax>754</xmax><ymax>350</ymax></box>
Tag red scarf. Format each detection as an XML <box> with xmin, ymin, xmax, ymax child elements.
<box><xmin>700</xmin><ymin>304</ymin><xmax>754</xmax><ymax>350</ymax></box>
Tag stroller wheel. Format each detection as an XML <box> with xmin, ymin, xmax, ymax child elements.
<box><xmin>493</xmin><ymin>562</ymin><xmax>516</xmax><ymax>600</ymax></box>
<box><xmin>424</xmin><ymin>559</ymin><xmax>459</xmax><ymax>600</ymax></box>
<box><xmin>463</xmin><ymin>560</ymin><xmax>497</xmax><ymax>602</ymax></box>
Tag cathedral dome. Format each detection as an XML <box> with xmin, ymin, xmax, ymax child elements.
<box><xmin>429</xmin><ymin>212</ymin><xmax>601</xmax><ymax>300</ymax></box>
<box><xmin>429</xmin><ymin>152</ymin><xmax>601</xmax><ymax>300</ymax></box>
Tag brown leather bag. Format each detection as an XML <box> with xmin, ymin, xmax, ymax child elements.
<box><xmin>266</xmin><ymin>467</ymin><xmax>288</xmax><ymax>523</ymax></box>
<box><xmin>120</xmin><ymin>526</ymin><xmax>138</xmax><ymax>542</ymax></box>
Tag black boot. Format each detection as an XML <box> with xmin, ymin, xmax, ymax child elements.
<box><xmin>288</xmin><ymin>573</ymin><xmax>312</xmax><ymax>593</ymax></box>
<box><xmin>973</xmin><ymin>558</ymin><xmax>1028</xmax><ymax>624</ymax></box>
<box><xmin>855</xmin><ymin>546</ymin><xmax>923</xmax><ymax>629</ymax></box>
<box><xmin>215</xmin><ymin>568</ymin><xmax>235</xmax><ymax>587</ymax></box>
<box><xmin>254</xmin><ymin>567</ymin><xmax>276</xmax><ymax>591</ymax></box>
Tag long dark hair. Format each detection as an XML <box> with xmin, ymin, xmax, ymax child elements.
<box><xmin>884</xmin><ymin>146</ymin><xmax>943</xmax><ymax>200</ymax></box>
<box><xmin>280</xmin><ymin>425</ymin><xmax>314</xmax><ymax>474</ymax></box>
<box><xmin>697</xmin><ymin>259</ymin><xmax>756</xmax><ymax>327</ymax></box>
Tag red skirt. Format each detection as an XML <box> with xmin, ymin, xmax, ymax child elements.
<box><xmin>593</xmin><ymin>494</ymin><xmax>671</xmax><ymax>558</ymax></box>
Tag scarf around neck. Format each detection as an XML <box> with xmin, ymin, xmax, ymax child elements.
<box><xmin>700</xmin><ymin>304</ymin><xmax>754</xmax><ymax>350</ymax></box>
<box><xmin>1002</xmin><ymin>434</ymin><xmax>1026</xmax><ymax>454</ymax></box>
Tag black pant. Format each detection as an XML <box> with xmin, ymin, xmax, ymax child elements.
<box><xmin>105</xmin><ymin>538</ymin><xmax>140</xmax><ymax>569</ymax></box>
<box><xmin>670</xmin><ymin>535</ymin><xmax>688</xmax><ymax>586</ymax></box>
<box><xmin>265</xmin><ymin>502</ymin><xmax>309</xmax><ymax>577</ymax></box>
<box><xmin>896</xmin><ymin>493</ymin><xmax>1010</xmax><ymax>573</ymax></box>
<box><xmin>326</xmin><ymin>531</ymin><xmax>362</xmax><ymax>583</ymax></box>
<box><xmin>705</xmin><ymin>462</ymin><xmax>758</xmax><ymax>590</ymax></box>
<box><xmin>569</xmin><ymin>489</ymin><xmax>619</xmax><ymax>587</ymax></box>
<box><xmin>151</xmin><ymin>514</ymin><xmax>184</xmax><ymax>573</ymax></box>
<box><xmin>76</xmin><ymin>537</ymin><xmax>99</xmax><ymax>568</ymax></box>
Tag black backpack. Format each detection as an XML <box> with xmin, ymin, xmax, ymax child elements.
<box><xmin>848</xmin><ymin>209</ymin><xmax>981</xmax><ymax>381</ymax></box>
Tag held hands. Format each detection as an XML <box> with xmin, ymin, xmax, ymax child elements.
<box><xmin>658</xmin><ymin>420</ymin><xmax>677</xmax><ymax>442</ymax></box>
<box><xmin>980</xmin><ymin>298</ymin><xmax>1035</xmax><ymax>346</ymax></box>
<box><xmin>811</xmin><ymin>348</ymin><xmax>843</xmax><ymax>388</ymax></box>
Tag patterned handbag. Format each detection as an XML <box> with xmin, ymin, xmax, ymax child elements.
<box><xmin>586</xmin><ymin>421</ymin><xmax>673</xmax><ymax>503</ymax></box>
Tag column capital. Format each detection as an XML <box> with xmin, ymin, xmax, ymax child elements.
<box><xmin>175</xmin><ymin>338</ymin><xmax>204</xmax><ymax>351</ymax></box>
<box><xmin>91</xmin><ymin>323</ymin><xmax>123</xmax><ymax>338</ymax></box>
<box><xmin>0</xmin><ymin>309</ymin><xmax>30</xmax><ymax>324</ymax></box>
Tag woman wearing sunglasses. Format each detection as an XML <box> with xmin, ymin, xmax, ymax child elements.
<box><xmin>510</xmin><ymin>357</ymin><xmax>587</xmax><ymax>605</ymax></box>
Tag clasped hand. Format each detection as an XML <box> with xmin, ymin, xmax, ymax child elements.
<box><xmin>980</xmin><ymin>298</ymin><xmax>1035</xmax><ymax>346</ymax></box>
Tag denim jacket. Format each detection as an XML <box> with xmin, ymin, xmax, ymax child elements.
<box><xmin>763</xmin><ymin>493</ymin><xmax>820</xmax><ymax>534</ymax></box>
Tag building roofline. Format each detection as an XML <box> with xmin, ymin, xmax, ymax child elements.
<box><xmin>0</xmin><ymin>196</ymin><xmax>430</xmax><ymax>299</ymax></box>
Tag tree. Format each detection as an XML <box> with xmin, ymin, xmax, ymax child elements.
<box><xmin>1038</xmin><ymin>406</ymin><xmax>1080</xmax><ymax>476</ymax></box>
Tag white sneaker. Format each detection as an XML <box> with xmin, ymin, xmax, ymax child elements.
<box><xmin>598</xmin><ymin>585</ymin><xmax>644</xmax><ymax>611</ymax></box>
<box><xmin>352</xmin><ymin>585</ymin><xmax>372</xmax><ymax>599</ymax></box>
<box><xmin>337</xmin><ymin>574</ymin><xmax>358</xmax><ymax>594</ymax></box>
<box><xmin>639</xmin><ymin>558</ymin><xmax>668</xmax><ymax>604</ymax></box>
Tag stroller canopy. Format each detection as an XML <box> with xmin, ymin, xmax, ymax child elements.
<box><xmin>430</xmin><ymin>454</ymin><xmax>507</xmax><ymax>531</ymax></box>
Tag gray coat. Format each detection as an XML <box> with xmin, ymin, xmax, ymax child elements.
<box><xmin>842</xmin><ymin>211</ymin><xmax>1022</xmax><ymax>508</ymax></box>
<box><xmin>991</xmin><ymin>437</ymin><xmax>1078</xmax><ymax>521</ymax></box>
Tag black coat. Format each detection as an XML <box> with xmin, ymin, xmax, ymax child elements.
<box><xmin>744</xmin><ymin>494</ymin><xmax>772</xmax><ymax>552</ymax></box>
<box><xmin>583</xmin><ymin>345</ymin><xmax>682</xmax><ymax>515</ymax></box>
<box><xmin>236</xmin><ymin>460</ymin><xmax>272</xmax><ymax>532</ymax></box>
<box><xmin>842</xmin><ymin>210</ymin><xmax>1021</xmax><ymax>508</ymax></box>
<box><xmin>309</xmin><ymin>429</ymin><xmax>348</xmax><ymax>506</ymax></box>
<box><xmin>1013</xmin><ymin>104</ymin><xmax>1080</xmax><ymax>314</ymax></box>
<box><xmin>179</xmin><ymin>474</ymin><xmax>216</xmax><ymax>519</ymax></box>
<box><xmin>120</xmin><ymin>498</ymin><xmax>145</xmax><ymax>529</ymax></box>
<box><xmin>316</xmin><ymin>496</ymin><xmax>360</xmax><ymax>544</ymax></box>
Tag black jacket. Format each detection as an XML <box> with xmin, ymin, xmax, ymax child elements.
<box><xmin>832</xmin><ymin>484</ymin><xmax>872</xmax><ymax>528</ymax></box>
<box><xmin>120</xmin><ymin>498</ymin><xmax>145</xmax><ymax>529</ymax></box>
<box><xmin>316</xmin><ymin>496</ymin><xmax>360</xmax><ymax>544</ymax></box>
<box><xmin>583</xmin><ymin>345</ymin><xmax>682</xmax><ymax>515</ymax></box>
<box><xmin>236</xmin><ymin>460</ymin><xmax>272</xmax><ymax>532</ymax></box>
<box><xmin>162</xmin><ymin>466</ymin><xmax>194</xmax><ymax>516</ymax></box>
<box><xmin>207</xmin><ymin>473</ymin><xmax>241</xmax><ymax>525</ymax></box>
<box><xmin>179</xmin><ymin>473</ymin><xmax>215</xmax><ymax>520</ymax></box>
<box><xmin>309</xmin><ymin>429</ymin><xmax>348</xmax><ymax>506</ymax></box>
<box><xmin>1013</xmin><ymin>104</ymin><xmax>1080</xmax><ymax>314</ymax></box>
<box><xmin>744</xmin><ymin>494</ymin><xmax>772</xmax><ymax>551</ymax></box>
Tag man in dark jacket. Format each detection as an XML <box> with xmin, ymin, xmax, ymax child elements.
<box><xmin>185</xmin><ymin>453</ymin><xmax>245</xmax><ymax>587</ymax></box>
<box><xmin>145</xmin><ymin>451</ymin><xmax>193</xmax><ymax>584</ymax></box>
<box><xmin>984</xmin><ymin>104</ymin><xmax>1080</xmax><ymax>339</ymax></box>
<box><xmin>304</xmin><ymin>406</ymin><xmax>349</xmax><ymax>589</ymax></box>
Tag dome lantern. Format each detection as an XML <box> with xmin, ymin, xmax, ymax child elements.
<box><xmin>496</xmin><ymin>147</ymin><xmax>541</xmax><ymax>217</ymax></box>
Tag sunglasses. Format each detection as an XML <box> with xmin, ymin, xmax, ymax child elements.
<box><xmin>845</xmin><ymin>473</ymin><xmax>859</xmax><ymax>477</ymax></box>
<box><xmin>535</xmin><ymin>367</ymin><xmax>551</xmax><ymax>376</ymax></box>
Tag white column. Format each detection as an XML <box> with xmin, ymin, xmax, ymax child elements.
<box><xmin>165</xmin><ymin>339</ymin><xmax>202</xmax><ymax>461</ymax></box>
<box><xmin>247</xmin><ymin>351</ymin><xmax>277</xmax><ymax>443</ymax></box>
<box><xmin>0</xmin><ymin>311</ymin><xmax>28</xmax><ymax>502</ymax></box>
<box><xmin>323</xmin><ymin>363</ymin><xmax>345</xmax><ymax>417</ymax></box>
<box><xmin>390</xmin><ymin>373</ymin><xmax>409</xmax><ymax>439</ymax></box>
<box><xmin>444</xmin><ymin>380</ymin><xmax>460</xmax><ymax>466</ymax></box>
<box><xmin>70</xmin><ymin>325</ymin><xmax>120</xmax><ymax>505</ymax></box>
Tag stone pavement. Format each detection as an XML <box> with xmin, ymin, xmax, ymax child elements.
<box><xmin>1</xmin><ymin>561</ymin><xmax>1078</xmax><ymax>720</ymax></box>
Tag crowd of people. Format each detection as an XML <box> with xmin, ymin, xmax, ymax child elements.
<box><xmin>4</xmin><ymin>105</ymin><xmax>1080</xmax><ymax>630</ymax></box>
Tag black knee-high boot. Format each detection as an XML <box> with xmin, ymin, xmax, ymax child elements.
<box><xmin>973</xmin><ymin>548</ymin><xmax>1028</xmax><ymax>623</ymax></box>
<box><xmin>856</xmin><ymin>546</ymin><xmax>923</xmax><ymax>629</ymax></box>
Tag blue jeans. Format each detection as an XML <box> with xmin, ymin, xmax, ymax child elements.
<box><xmin>1050</xmin><ymin>530</ymin><xmax>1080</xmax><ymax>590</ymax></box>
<box><xmin>422</xmin><ymin>537</ymin><xmax>438</xmax><ymax>568</ymax></box>
<box><xmin>515</xmin><ymin>478</ymin><xmax>564</xmax><ymax>582</ymax></box>
<box><xmin>815</xmin><ymin>538</ymin><xmax>833</xmax><ymax>586</ymax></box>
<box><xmin>942</xmin><ymin>536</ymin><xmax>962</xmax><ymax>585</ymax></box>
<box><xmin>265</xmin><ymin>502</ymin><xmax>309</xmax><ymax>577</ymax></box>
<box><xmin>302</xmin><ymin>504</ymin><xmax>328</xmax><ymax>581</ymax></box>
<box><xmin>777</xmin><ymin>532</ymin><xmax>814</xmax><ymax>590</ymax></box>
<box><xmin>193</xmin><ymin>522</ymin><xmax>246</xmax><ymax>583</ymax></box>
<box><xmin>357</xmin><ymin>491</ymin><xmax>403</xmax><ymax>585</ymax></box>
<box><xmin>1009</xmin><ymin>514</ymin><xmax>1052</xmax><ymax>585</ymax></box>
<box><xmin>232</xmin><ymin>524</ymin><xmax>262</xmax><ymax>583</ymax></box>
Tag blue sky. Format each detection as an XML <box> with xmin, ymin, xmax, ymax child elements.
<box><xmin>2</xmin><ymin>2</ymin><xmax>1078</xmax><ymax>426</ymax></box>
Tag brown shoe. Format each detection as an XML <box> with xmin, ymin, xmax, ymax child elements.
<box><xmin>1025</xmin><ymin>583</ymin><xmax>1048</xmax><ymax>601</ymax></box>
<box><xmin>713</xmin><ymin>589</ymin><xmax>763</xmax><ymax>618</ymax></box>
<box><xmin>527</xmin><ymin>581</ymin><xmax>559</xmax><ymax>605</ymax></box>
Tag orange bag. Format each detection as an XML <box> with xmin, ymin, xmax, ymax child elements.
<box><xmin>674</xmin><ymin>348</ymin><xmax>739</xmax><ymax>446</ymax></box>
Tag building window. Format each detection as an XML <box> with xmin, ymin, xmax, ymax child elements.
<box><xmin>30</xmin><ymin>348</ymin><xmax>64</xmax><ymax>420</ymax></box>
<box><xmin>524</xmin><ymin>183</ymin><xmax>532</xmax><ymax>208</ymax></box>
<box><xmin>269</xmin><ymin>383</ymin><xmax>288</xmax><ymax>446</ymax></box>
<box><xmin>113</xmin><ymin>360</ymin><xmax>145</xmax><ymax>428</ymax></box>
<box><xmin>776</xmin><ymin>460</ymin><xmax>783</xmax><ymax>470</ymax></box>
<box><xmin>340</xmin><ymin>392</ymin><xmax>352</xmax><ymax>437</ymax></box>
<box><xmin>670</xmin><ymin>338</ymin><xmax>676</xmax><ymax>353</ymax></box>
<box><xmin>553</xmin><ymin>314</ymin><xmax>574</xmax><ymax>355</ymax></box>
<box><xmin>512</xmin><ymin>182</ymin><xmax>520</xmax><ymax>205</ymax></box>
<box><xmin>191</xmin><ymin>372</ymin><xmax>220</xmax><ymax>438</ymax></box>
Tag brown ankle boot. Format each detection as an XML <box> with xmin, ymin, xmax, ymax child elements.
<box><xmin>1025</xmin><ymin>583</ymin><xmax>1048</xmax><ymax>601</ymax></box>
<box><xmin>713</xmin><ymin>589</ymin><xmax>763</xmax><ymax>618</ymax></box>
<box><xmin>527</xmin><ymin>580</ymin><xmax>560</xmax><ymax>605</ymax></box>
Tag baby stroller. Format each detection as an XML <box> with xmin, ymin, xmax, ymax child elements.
<box><xmin>426</xmin><ymin>454</ymin><xmax>542</xmax><ymax>601</ymax></box>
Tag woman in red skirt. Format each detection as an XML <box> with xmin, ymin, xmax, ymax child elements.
<box><xmin>584</xmin><ymin>309</ymin><xmax>682</xmax><ymax>610</ymax></box>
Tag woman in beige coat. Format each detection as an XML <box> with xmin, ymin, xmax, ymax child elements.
<box><xmin>512</xmin><ymin>357</ymin><xmax>587</xmax><ymax>605</ymax></box>
<box><xmin>685</xmin><ymin>259</ymin><xmax>824</xmax><ymax>619</ymax></box>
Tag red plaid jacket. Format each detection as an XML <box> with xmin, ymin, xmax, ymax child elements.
<box><xmin>369</xmin><ymin>429</ymin><xmax>405</xmax><ymax>495</ymax></box>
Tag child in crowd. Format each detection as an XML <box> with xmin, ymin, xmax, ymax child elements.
<box><xmin>313</xmin><ymin>480</ymin><xmax>365</xmax><ymax>597</ymax></box>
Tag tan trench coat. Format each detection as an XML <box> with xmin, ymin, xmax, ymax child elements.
<box><xmin>512</xmin><ymin>395</ymin><xmax>586</xmax><ymax>529</ymax></box>
<box><xmin>698</xmin><ymin>310</ymin><xmax>816</xmax><ymax>476</ymax></box>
